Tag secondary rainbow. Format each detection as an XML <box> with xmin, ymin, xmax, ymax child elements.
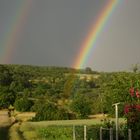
<box><xmin>73</xmin><ymin>0</ymin><xmax>119</xmax><ymax>69</ymax></box>
<box><xmin>0</xmin><ymin>0</ymin><xmax>32</xmax><ymax>63</ymax></box>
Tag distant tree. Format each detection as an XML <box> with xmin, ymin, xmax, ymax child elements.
<box><xmin>131</xmin><ymin>63</ymin><xmax>139</xmax><ymax>73</ymax></box>
<box><xmin>87</xmin><ymin>77</ymin><xmax>96</xmax><ymax>88</ymax></box>
<box><xmin>70</xmin><ymin>94</ymin><xmax>92</xmax><ymax>119</ymax></box>
<box><xmin>85</xmin><ymin>67</ymin><xmax>92</xmax><ymax>74</ymax></box>
<box><xmin>63</xmin><ymin>74</ymin><xmax>78</xmax><ymax>98</ymax></box>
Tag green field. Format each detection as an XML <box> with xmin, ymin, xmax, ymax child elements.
<box><xmin>0</xmin><ymin>110</ymin><xmax>126</xmax><ymax>140</ymax></box>
<box><xmin>8</xmin><ymin>117</ymin><xmax>125</xmax><ymax>140</ymax></box>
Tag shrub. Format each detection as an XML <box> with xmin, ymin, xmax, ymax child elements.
<box><xmin>38</xmin><ymin>126</ymin><xmax>72</xmax><ymax>140</ymax></box>
<box><xmin>32</xmin><ymin>102</ymin><xmax>70</xmax><ymax>121</ymax></box>
<box><xmin>14</xmin><ymin>98</ymin><xmax>33</xmax><ymax>112</ymax></box>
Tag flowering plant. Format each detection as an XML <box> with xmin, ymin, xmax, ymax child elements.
<box><xmin>124</xmin><ymin>81</ymin><xmax>140</xmax><ymax>139</ymax></box>
<box><xmin>124</xmin><ymin>83</ymin><xmax>140</xmax><ymax>118</ymax></box>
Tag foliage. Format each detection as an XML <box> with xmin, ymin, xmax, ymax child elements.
<box><xmin>38</xmin><ymin>125</ymin><xmax>101</xmax><ymax>140</ymax></box>
<box><xmin>96</xmin><ymin>72</ymin><xmax>140</xmax><ymax>116</ymax></box>
<box><xmin>37</xmin><ymin>122</ymin><xmax>126</xmax><ymax>140</ymax></box>
<box><xmin>0</xmin><ymin>88</ymin><xmax>16</xmax><ymax>108</ymax></box>
<box><xmin>124</xmin><ymin>81</ymin><xmax>140</xmax><ymax>140</ymax></box>
<box><xmin>70</xmin><ymin>94</ymin><xmax>92</xmax><ymax>119</ymax></box>
<box><xmin>0</xmin><ymin>65</ymin><xmax>13</xmax><ymax>86</ymax></box>
<box><xmin>84</xmin><ymin>67</ymin><xmax>93</xmax><ymax>74</ymax></box>
<box><xmin>99</xmin><ymin>118</ymin><xmax>129</xmax><ymax>140</ymax></box>
<box><xmin>14</xmin><ymin>98</ymin><xmax>34</xmax><ymax>112</ymax></box>
<box><xmin>37</xmin><ymin>125</ymin><xmax>105</xmax><ymax>140</ymax></box>
<box><xmin>32</xmin><ymin>101</ymin><xmax>70</xmax><ymax>121</ymax></box>
<box><xmin>1</xmin><ymin>64</ymin><xmax>140</xmax><ymax>121</ymax></box>
<box><xmin>38</xmin><ymin>126</ymin><xmax>72</xmax><ymax>140</ymax></box>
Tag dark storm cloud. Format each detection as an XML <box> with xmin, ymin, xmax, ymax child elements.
<box><xmin>10</xmin><ymin>0</ymin><xmax>107</xmax><ymax>66</ymax></box>
<box><xmin>1</xmin><ymin>0</ymin><xmax>140</xmax><ymax>71</ymax></box>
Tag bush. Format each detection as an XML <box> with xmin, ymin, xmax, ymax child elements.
<box><xmin>14</xmin><ymin>98</ymin><xmax>33</xmax><ymax>112</ymax></box>
<box><xmin>37</xmin><ymin>124</ymin><xmax>130</xmax><ymax>140</ymax></box>
<box><xmin>38</xmin><ymin>125</ymin><xmax>102</xmax><ymax>140</ymax></box>
<box><xmin>32</xmin><ymin>102</ymin><xmax>70</xmax><ymax>121</ymax></box>
<box><xmin>38</xmin><ymin>126</ymin><xmax>72</xmax><ymax>140</ymax></box>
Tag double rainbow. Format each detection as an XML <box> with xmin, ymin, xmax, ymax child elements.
<box><xmin>1</xmin><ymin>0</ymin><xmax>120</xmax><ymax>68</ymax></box>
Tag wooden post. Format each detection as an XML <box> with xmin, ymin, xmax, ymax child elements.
<box><xmin>110</xmin><ymin>128</ymin><xmax>113</xmax><ymax>140</ymax></box>
<box><xmin>73</xmin><ymin>125</ymin><xmax>76</xmax><ymax>140</ymax></box>
<box><xmin>100</xmin><ymin>127</ymin><xmax>102</xmax><ymax>140</ymax></box>
<box><xmin>128</xmin><ymin>129</ymin><xmax>132</xmax><ymax>140</ymax></box>
<box><xmin>84</xmin><ymin>125</ymin><xmax>87</xmax><ymax>140</ymax></box>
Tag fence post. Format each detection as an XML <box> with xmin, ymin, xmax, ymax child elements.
<box><xmin>84</xmin><ymin>125</ymin><xmax>87</xmax><ymax>140</ymax></box>
<box><xmin>73</xmin><ymin>125</ymin><xmax>76</xmax><ymax>140</ymax></box>
<box><xmin>128</xmin><ymin>129</ymin><xmax>132</xmax><ymax>140</ymax></box>
<box><xmin>112</xmin><ymin>103</ymin><xmax>120</xmax><ymax>140</ymax></box>
<box><xmin>100</xmin><ymin>127</ymin><xmax>102</xmax><ymax>140</ymax></box>
<box><xmin>110</xmin><ymin>128</ymin><xmax>113</xmax><ymax>140</ymax></box>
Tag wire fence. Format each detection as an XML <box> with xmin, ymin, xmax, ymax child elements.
<box><xmin>99</xmin><ymin>127</ymin><xmax>132</xmax><ymax>140</ymax></box>
<box><xmin>38</xmin><ymin>125</ymin><xmax>132</xmax><ymax>140</ymax></box>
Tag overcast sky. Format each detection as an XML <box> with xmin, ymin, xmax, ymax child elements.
<box><xmin>0</xmin><ymin>0</ymin><xmax>140</xmax><ymax>72</ymax></box>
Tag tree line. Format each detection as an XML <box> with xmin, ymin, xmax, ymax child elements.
<box><xmin>0</xmin><ymin>64</ymin><xmax>140</xmax><ymax>120</ymax></box>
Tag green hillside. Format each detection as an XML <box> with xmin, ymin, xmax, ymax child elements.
<box><xmin>0</xmin><ymin>64</ymin><xmax>140</xmax><ymax>119</ymax></box>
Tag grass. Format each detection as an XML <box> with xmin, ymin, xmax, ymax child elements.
<box><xmin>15</xmin><ymin>118</ymin><xmax>125</xmax><ymax>140</ymax></box>
<box><xmin>8</xmin><ymin>111</ymin><xmax>126</xmax><ymax>140</ymax></box>
<box><xmin>23</xmin><ymin>119</ymin><xmax>103</xmax><ymax>127</ymax></box>
<box><xmin>8</xmin><ymin>118</ymin><xmax>104</xmax><ymax>140</ymax></box>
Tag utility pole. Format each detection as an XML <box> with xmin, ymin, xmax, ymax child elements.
<box><xmin>112</xmin><ymin>103</ymin><xmax>120</xmax><ymax>140</ymax></box>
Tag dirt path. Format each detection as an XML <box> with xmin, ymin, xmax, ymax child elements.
<box><xmin>0</xmin><ymin>110</ymin><xmax>11</xmax><ymax>127</ymax></box>
<box><xmin>0</xmin><ymin>110</ymin><xmax>12</xmax><ymax>140</ymax></box>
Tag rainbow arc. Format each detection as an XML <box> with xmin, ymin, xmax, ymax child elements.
<box><xmin>74</xmin><ymin>0</ymin><xmax>119</xmax><ymax>69</ymax></box>
<box><xmin>1</xmin><ymin>0</ymin><xmax>32</xmax><ymax>63</ymax></box>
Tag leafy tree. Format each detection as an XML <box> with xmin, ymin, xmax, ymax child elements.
<box><xmin>85</xmin><ymin>67</ymin><xmax>92</xmax><ymax>74</ymax></box>
<box><xmin>97</xmin><ymin>72</ymin><xmax>140</xmax><ymax>116</ymax></box>
<box><xmin>70</xmin><ymin>94</ymin><xmax>92</xmax><ymax>119</ymax></box>
<box><xmin>63</xmin><ymin>74</ymin><xmax>78</xmax><ymax>98</ymax></box>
